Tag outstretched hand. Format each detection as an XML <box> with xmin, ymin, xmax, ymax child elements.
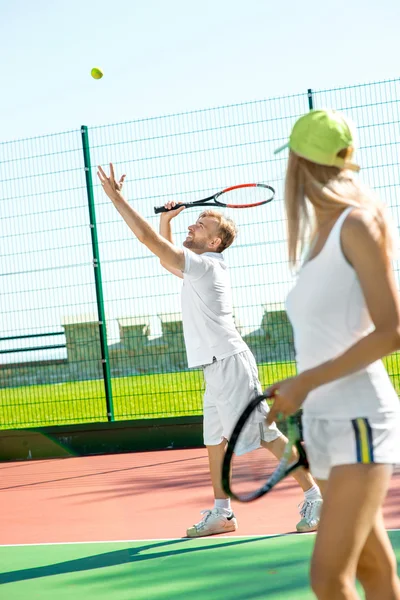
<box><xmin>97</xmin><ymin>164</ymin><xmax>126</xmax><ymax>202</ymax></box>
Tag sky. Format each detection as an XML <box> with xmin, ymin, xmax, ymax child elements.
<box><xmin>1</xmin><ymin>0</ymin><xmax>400</xmax><ymax>363</ymax></box>
<box><xmin>1</xmin><ymin>0</ymin><xmax>400</xmax><ymax>143</ymax></box>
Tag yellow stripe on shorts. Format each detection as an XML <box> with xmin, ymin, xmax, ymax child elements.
<box><xmin>351</xmin><ymin>418</ymin><xmax>375</xmax><ymax>464</ymax></box>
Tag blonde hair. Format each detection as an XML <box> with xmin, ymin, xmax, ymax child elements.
<box><xmin>198</xmin><ymin>209</ymin><xmax>238</xmax><ymax>252</ymax></box>
<box><xmin>284</xmin><ymin>150</ymin><xmax>396</xmax><ymax>268</ymax></box>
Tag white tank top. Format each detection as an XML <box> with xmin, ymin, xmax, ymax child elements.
<box><xmin>286</xmin><ymin>207</ymin><xmax>400</xmax><ymax>419</ymax></box>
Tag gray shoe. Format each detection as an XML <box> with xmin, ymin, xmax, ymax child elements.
<box><xmin>296</xmin><ymin>498</ymin><xmax>323</xmax><ymax>533</ymax></box>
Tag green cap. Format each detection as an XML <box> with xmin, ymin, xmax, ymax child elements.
<box><xmin>274</xmin><ymin>109</ymin><xmax>360</xmax><ymax>171</ymax></box>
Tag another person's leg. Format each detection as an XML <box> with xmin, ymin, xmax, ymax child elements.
<box><xmin>218</xmin><ymin>350</ymin><xmax>322</xmax><ymax>532</ymax></box>
<box><xmin>262</xmin><ymin>435</ymin><xmax>316</xmax><ymax>490</ymax></box>
<box><xmin>186</xmin><ymin>439</ymin><xmax>239</xmax><ymax>538</ymax></box>
<box><xmin>186</xmin><ymin>365</ymin><xmax>238</xmax><ymax>538</ymax></box>
<box><xmin>261</xmin><ymin>435</ymin><xmax>322</xmax><ymax>532</ymax></box>
<box><xmin>206</xmin><ymin>439</ymin><xmax>228</xmax><ymax>499</ymax></box>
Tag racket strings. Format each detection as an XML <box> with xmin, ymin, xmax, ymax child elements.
<box><xmin>222</xmin><ymin>394</ymin><xmax>306</xmax><ymax>501</ymax></box>
<box><xmin>230</xmin><ymin>445</ymin><xmax>280</xmax><ymax>498</ymax></box>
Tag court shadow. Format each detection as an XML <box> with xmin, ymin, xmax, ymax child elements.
<box><xmin>0</xmin><ymin>535</ymin><xmax>275</xmax><ymax>585</ymax></box>
<box><xmin>0</xmin><ymin>455</ymin><xmax>206</xmax><ymax>491</ymax></box>
<box><xmin>53</xmin><ymin>464</ymin><xmax>299</xmax><ymax>502</ymax></box>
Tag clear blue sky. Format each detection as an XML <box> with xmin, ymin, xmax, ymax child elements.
<box><xmin>1</xmin><ymin>0</ymin><xmax>399</xmax><ymax>142</ymax></box>
<box><xmin>1</xmin><ymin>0</ymin><xmax>400</xmax><ymax>363</ymax></box>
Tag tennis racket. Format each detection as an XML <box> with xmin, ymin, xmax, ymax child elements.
<box><xmin>154</xmin><ymin>183</ymin><xmax>275</xmax><ymax>214</ymax></box>
<box><xmin>222</xmin><ymin>394</ymin><xmax>308</xmax><ymax>502</ymax></box>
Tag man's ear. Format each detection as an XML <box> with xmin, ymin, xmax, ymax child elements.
<box><xmin>209</xmin><ymin>237</ymin><xmax>222</xmax><ymax>251</ymax></box>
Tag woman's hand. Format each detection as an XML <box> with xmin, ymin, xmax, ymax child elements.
<box><xmin>265</xmin><ymin>373</ymin><xmax>312</xmax><ymax>425</ymax></box>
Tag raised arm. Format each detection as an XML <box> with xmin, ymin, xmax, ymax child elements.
<box><xmin>97</xmin><ymin>164</ymin><xmax>185</xmax><ymax>271</ymax></box>
<box><xmin>159</xmin><ymin>201</ymin><xmax>186</xmax><ymax>279</ymax></box>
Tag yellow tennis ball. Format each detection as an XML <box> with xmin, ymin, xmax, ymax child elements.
<box><xmin>91</xmin><ymin>67</ymin><xmax>103</xmax><ymax>80</ymax></box>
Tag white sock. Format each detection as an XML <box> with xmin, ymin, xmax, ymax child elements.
<box><xmin>214</xmin><ymin>498</ymin><xmax>232</xmax><ymax>515</ymax></box>
<box><xmin>304</xmin><ymin>484</ymin><xmax>321</xmax><ymax>501</ymax></box>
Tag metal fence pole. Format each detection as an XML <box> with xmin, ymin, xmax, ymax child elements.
<box><xmin>307</xmin><ymin>88</ymin><xmax>314</xmax><ymax>110</ymax></box>
<box><xmin>81</xmin><ymin>125</ymin><xmax>114</xmax><ymax>422</ymax></box>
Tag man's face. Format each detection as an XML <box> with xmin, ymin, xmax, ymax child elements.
<box><xmin>183</xmin><ymin>216</ymin><xmax>221</xmax><ymax>254</ymax></box>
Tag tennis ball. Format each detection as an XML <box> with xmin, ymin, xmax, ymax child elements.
<box><xmin>91</xmin><ymin>67</ymin><xmax>104</xmax><ymax>80</ymax></box>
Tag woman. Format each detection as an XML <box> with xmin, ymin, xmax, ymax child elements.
<box><xmin>267</xmin><ymin>109</ymin><xmax>400</xmax><ymax>600</ymax></box>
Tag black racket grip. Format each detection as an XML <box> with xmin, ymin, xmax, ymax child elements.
<box><xmin>154</xmin><ymin>204</ymin><xmax>186</xmax><ymax>214</ymax></box>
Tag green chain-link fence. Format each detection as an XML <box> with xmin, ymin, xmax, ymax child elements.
<box><xmin>1</xmin><ymin>78</ymin><xmax>399</xmax><ymax>429</ymax></box>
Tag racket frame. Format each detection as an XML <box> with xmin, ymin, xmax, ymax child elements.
<box><xmin>221</xmin><ymin>394</ymin><xmax>309</xmax><ymax>502</ymax></box>
<box><xmin>153</xmin><ymin>183</ymin><xmax>275</xmax><ymax>214</ymax></box>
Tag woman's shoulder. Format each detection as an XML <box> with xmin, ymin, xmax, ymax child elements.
<box><xmin>341</xmin><ymin>207</ymin><xmax>385</xmax><ymax>264</ymax></box>
<box><xmin>342</xmin><ymin>208</ymin><xmax>380</xmax><ymax>240</ymax></box>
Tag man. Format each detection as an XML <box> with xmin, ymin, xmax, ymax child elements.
<box><xmin>97</xmin><ymin>164</ymin><xmax>322</xmax><ymax>537</ymax></box>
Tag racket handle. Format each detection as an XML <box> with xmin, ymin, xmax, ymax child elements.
<box><xmin>154</xmin><ymin>204</ymin><xmax>186</xmax><ymax>214</ymax></box>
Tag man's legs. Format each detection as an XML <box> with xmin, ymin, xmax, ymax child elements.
<box><xmin>187</xmin><ymin>351</ymin><xmax>322</xmax><ymax>537</ymax></box>
<box><xmin>261</xmin><ymin>435</ymin><xmax>322</xmax><ymax>532</ymax></box>
<box><xmin>186</xmin><ymin>433</ymin><xmax>322</xmax><ymax>537</ymax></box>
<box><xmin>262</xmin><ymin>435</ymin><xmax>315</xmax><ymax>492</ymax></box>
<box><xmin>186</xmin><ymin>440</ymin><xmax>238</xmax><ymax>538</ymax></box>
<box><xmin>206</xmin><ymin>439</ymin><xmax>228</xmax><ymax>499</ymax></box>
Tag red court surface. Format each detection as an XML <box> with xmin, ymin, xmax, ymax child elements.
<box><xmin>1</xmin><ymin>448</ymin><xmax>399</xmax><ymax>546</ymax></box>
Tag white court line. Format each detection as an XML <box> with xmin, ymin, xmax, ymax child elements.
<box><xmin>1</xmin><ymin>530</ymin><xmax>400</xmax><ymax>548</ymax></box>
<box><xmin>0</xmin><ymin>532</ymin><xmax>306</xmax><ymax>548</ymax></box>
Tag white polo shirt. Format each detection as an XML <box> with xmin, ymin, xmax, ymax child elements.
<box><xmin>181</xmin><ymin>247</ymin><xmax>248</xmax><ymax>368</ymax></box>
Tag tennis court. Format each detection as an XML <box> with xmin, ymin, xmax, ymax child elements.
<box><xmin>1</xmin><ymin>78</ymin><xmax>400</xmax><ymax>599</ymax></box>
<box><xmin>1</xmin><ymin>449</ymin><xmax>399</xmax><ymax>599</ymax></box>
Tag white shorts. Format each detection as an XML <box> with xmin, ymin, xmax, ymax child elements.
<box><xmin>203</xmin><ymin>350</ymin><xmax>281</xmax><ymax>455</ymax></box>
<box><xmin>302</xmin><ymin>412</ymin><xmax>400</xmax><ymax>480</ymax></box>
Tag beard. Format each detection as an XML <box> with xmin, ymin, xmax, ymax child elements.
<box><xmin>183</xmin><ymin>237</ymin><xmax>206</xmax><ymax>252</ymax></box>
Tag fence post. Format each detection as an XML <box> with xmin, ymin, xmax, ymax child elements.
<box><xmin>81</xmin><ymin>125</ymin><xmax>114</xmax><ymax>422</ymax></box>
<box><xmin>307</xmin><ymin>88</ymin><xmax>314</xmax><ymax>110</ymax></box>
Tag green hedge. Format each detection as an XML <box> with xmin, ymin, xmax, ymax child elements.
<box><xmin>0</xmin><ymin>357</ymin><xmax>399</xmax><ymax>430</ymax></box>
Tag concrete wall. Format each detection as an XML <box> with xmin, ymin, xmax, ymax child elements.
<box><xmin>0</xmin><ymin>306</ymin><xmax>295</xmax><ymax>388</ymax></box>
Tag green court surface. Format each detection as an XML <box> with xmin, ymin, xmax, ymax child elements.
<box><xmin>1</xmin><ymin>532</ymin><xmax>399</xmax><ymax>599</ymax></box>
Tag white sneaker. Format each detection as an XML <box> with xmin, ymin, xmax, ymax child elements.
<box><xmin>186</xmin><ymin>509</ymin><xmax>238</xmax><ymax>538</ymax></box>
<box><xmin>296</xmin><ymin>498</ymin><xmax>323</xmax><ymax>533</ymax></box>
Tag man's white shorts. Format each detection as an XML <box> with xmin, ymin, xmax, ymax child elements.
<box><xmin>203</xmin><ymin>350</ymin><xmax>281</xmax><ymax>455</ymax></box>
<box><xmin>302</xmin><ymin>412</ymin><xmax>400</xmax><ymax>480</ymax></box>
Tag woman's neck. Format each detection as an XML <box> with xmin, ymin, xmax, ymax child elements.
<box><xmin>314</xmin><ymin>208</ymin><xmax>346</xmax><ymax>230</ymax></box>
